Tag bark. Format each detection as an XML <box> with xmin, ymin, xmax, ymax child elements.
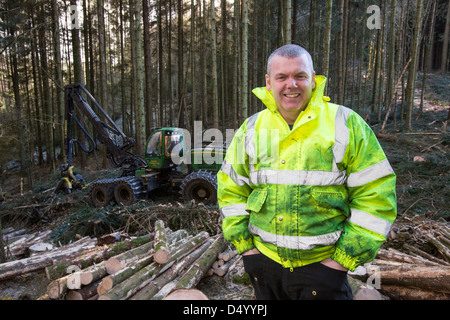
<box><xmin>98</xmin><ymin>232</ymin><xmax>210</xmax><ymax>300</ymax></box>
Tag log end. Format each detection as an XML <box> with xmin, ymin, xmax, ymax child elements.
<box><xmin>105</xmin><ymin>257</ymin><xmax>124</xmax><ymax>275</ymax></box>
<box><xmin>163</xmin><ymin>289</ymin><xmax>209</xmax><ymax>300</ymax></box>
<box><xmin>154</xmin><ymin>248</ymin><xmax>171</xmax><ymax>265</ymax></box>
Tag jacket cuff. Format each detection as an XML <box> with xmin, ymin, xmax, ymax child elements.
<box><xmin>232</xmin><ymin>238</ymin><xmax>256</xmax><ymax>255</ymax></box>
<box><xmin>331</xmin><ymin>247</ymin><xmax>360</xmax><ymax>272</ymax></box>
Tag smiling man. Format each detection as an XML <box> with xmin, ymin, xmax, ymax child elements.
<box><xmin>265</xmin><ymin>46</ymin><xmax>315</xmax><ymax>124</ymax></box>
<box><xmin>217</xmin><ymin>44</ymin><xmax>397</xmax><ymax>300</ymax></box>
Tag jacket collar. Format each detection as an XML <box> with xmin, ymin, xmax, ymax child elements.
<box><xmin>251</xmin><ymin>75</ymin><xmax>328</xmax><ymax>115</ymax></box>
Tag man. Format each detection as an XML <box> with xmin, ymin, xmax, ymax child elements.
<box><xmin>217</xmin><ymin>44</ymin><xmax>397</xmax><ymax>300</ymax></box>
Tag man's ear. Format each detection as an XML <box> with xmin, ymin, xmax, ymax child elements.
<box><xmin>265</xmin><ymin>74</ymin><xmax>272</xmax><ymax>91</ymax></box>
<box><xmin>311</xmin><ymin>72</ymin><xmax>316</xmax><ymax>89</ymax></box>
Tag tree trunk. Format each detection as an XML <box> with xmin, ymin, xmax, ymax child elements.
<box><xmin>440</xmin><ymin>0</ymin><xmax>450</xmax><ymax>73</ymax></box>
<box><xmin>241</xmin><ymin>0</ymin><xmax>248</xmax><ymax>121</ymax></box>
<box><xmin>210</xmin><ymin>0</ymin><xmax>219</xmax><ymax>129</ymax></box>
<box><xmin>405</xmin><ymin>0</ymin><xmax>424</xmax><ymax>131</ymax></box>
<box><xmin>132</xmin><ymin>0</ymin><xmax>145</xmax><ymax>154</ymax></box>
<box><xmin>386</xmin><ymin>0</ymin><xmax>397</xmax><ymax>118</ymax></box>
<box><xmin>322</xmin><ymin>0</ymin><xmax>333</xmax><ymax>80</ymax></box>
<box><xmin>157</xmin><ymin>0</ymin><xmax>164</xmax><ymax>127</ymax></box>
<box><xmin>143</xmin><ymin>0</ymin><xmax>153</xmax><ymax>135</ymax></box>
<box><xmin>177</xmin><ymin>0</ymin><xmax>185</xmax><ymax>128</ymax></box>
<box><xmin>97</xmin><ymin>0</ymin><xmax>108</xmax><ymax>167</ymax></box>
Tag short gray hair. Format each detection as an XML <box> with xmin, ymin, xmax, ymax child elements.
<box><xmin>267</xmin><ymin>44</ymin><xmax>315</xmax><ymax>75</ymax></box>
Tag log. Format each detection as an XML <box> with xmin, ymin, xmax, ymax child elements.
<box><xmin>102</xmin><ymin>229</ymin><xmax>190</xmax><ymax>283</ymax></box>
<box><xmin>47</xmin><ymin>273</ymin><xmax>72</xmax><ymax>299</ymax></box>
<box><xmin>425</xmin><ymin>234</ymin><xmax>450</xmax><ymax>262</ymax></box>
<box><xmin>101</xmin><ymin>252</ymin><xmax>155</xmax><ymax>291</ymax></box>
<box><xmin>403</xmin><ymin>244</ymin><xmax>450</xmax><ymax>266</ymax></box>
<box><xmin>377</xmin><ymin>248</ymin><xmax>442</xmax><ymax>267</ymax></box>
<box><xmin>380</xmin><ymin>285</ymin><xmax>450</xmax><ymax>300</ymax></box>
<box><xmin>66</xmin><ymin>280</ymin><xmax>101</xmax><ymax>300</ymax></box>
<box><xmin>219</xmin><ymin>249</ymin><xmax>237</xmax><ymax>262</ymax></box>
<box><xmin>98</xmin><ymin>232</ymin><xmax>210</xmax><ymax>300</ymax></box>
<box><xmin>168</xmin><ymin>235</ymin><xmax>226</xmax><ymax>292</ymax></box>
<box><xmin>45</xmin><ymin>232</ymin><xmax>155</xmax><ymax>280</ymax></box>
<box><xmin>105</xmin><ymin>257</ymin><xmax>127</xmax><ymax>275</ymax></box>
<box><xmin>215</xmin><ymin>254</ymin><xmax>240</xmax><ymax>277</ymax></box>
<box><xmin>154</xmin><ymin>220</ymin><xmax>170</xmax><ymax>264</ymax></box>
<box><xmin>0</xmin><ymin>236</ymin><xmax>97</xmax><ymax>281</ymax></box>
<box><xmin>163</xmin><ymin>289</ymin><xmax>209</xmax><ymax>300</ymax></box>
<box><xmin>130</xmin><ymin>238</ymin><xmax>215</xmax><ymax>300</ymax></box>
<box><xmin>28</xmin><ymin>242</ymin><xmax>54</xmax><ymax>255</ymax></box>
<box><xmin>378</xmin><ymin>265</ymin><xmax>450</xmax><ymax>293</ymax></box>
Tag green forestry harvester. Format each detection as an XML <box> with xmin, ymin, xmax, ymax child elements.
<box><xmin>55</xmin><ymin>83</ymin><xmax>226</xmax><ymax>207</ymax></box>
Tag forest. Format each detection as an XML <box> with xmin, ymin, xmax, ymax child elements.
<box><xmin>0</xmin><ymin>0</ymin><xmax>448</xmax><ymax>187</ymax></box>
<box><xmin>0</xmin><ymin>0</ymin><xmax>449</xmax><ymax>301</ymax></box>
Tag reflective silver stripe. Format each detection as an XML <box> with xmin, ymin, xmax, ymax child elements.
<box><xmin>333</xmin><ymin>105</ymin><xmax>352</xmax><ymax>165</ymax></box>
<box><xmin>220</xmin><ymin>203</ymin><xmax>249</xmax><ymax>218</ymax></box>
<box><xmin>347</xmin><ymin>209</ymin><xmax>392</xmax><ymax>237</ymax></box>
<box><xmin>245</xmin><ymin>112</ymin><xmax>259</xmax><ymax>162</ymax></box>
<box><xmin>249</xmin><ymin>223</ymin><xmax>342</xmax><ymax>250</ymax></box>
<box><xmin>249</xmin><ymin>168</ymin><xmax>347</xmax><ymax>186</ymax></box>
<box><xmin>347</xmin><ymin>159</ymin><xmax>394</xmax><ymax>187</ymax></box>
<box><xmin>220</xmin><ymin>160</ymin><xmax>250</xmax><ymax>186</ymax></box>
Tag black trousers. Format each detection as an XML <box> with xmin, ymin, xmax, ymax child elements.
<box><xmin>243</xmin><ymin>253</ymin><xmax>353</xmax><ymax>300</ymax></box>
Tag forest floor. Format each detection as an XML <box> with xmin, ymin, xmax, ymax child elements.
<box><xmin>0</xmin><ymin>72</ymin><xmax>449</xmax><ymax>300</ymax></box>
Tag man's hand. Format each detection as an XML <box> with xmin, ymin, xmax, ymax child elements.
<box><xmin>320</xmin><ymin>258</ymin><xmax>348</xmax><ymax>272</ymax></box>
<box><xmin>242</xmin><ymin>248</ymin><xmax>260</xmax><ymax>256</ymax></box>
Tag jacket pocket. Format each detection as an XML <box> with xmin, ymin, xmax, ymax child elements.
<box><xmin>246</xmin><ymin>188</ymin><xmax>268</xmax><ymax>214</ymax></box>
<box><xmin>311</xmin><ymin>189</ymin><xmax>348</xmax><ymax>213</ymax></box>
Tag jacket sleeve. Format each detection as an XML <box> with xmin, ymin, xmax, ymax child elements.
<box><xmin>217</xmin><ymin>121</ymin><xmax>255</xmax><ymax>254</ymax></box>
<box><xmin>331</xmin><ymin>111</ymin><xmax>397</xmax><ymax>271</ymax></box>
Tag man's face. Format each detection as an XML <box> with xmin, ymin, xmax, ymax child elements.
<box><xmin>265</xmin><ymin>54</ymin><xmax>316</xmax><ymax>123</ymax></box>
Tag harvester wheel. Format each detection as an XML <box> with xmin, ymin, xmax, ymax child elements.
<box><xmin>90</xmin><ymin>184</ymin><xmax>115</xmax><ymax>207</ymax></box>
<box><xmin>114</xmin><ymin>178</ymin><xmax>143</xmax><ymax>206</ymax></box>
<box><xmin>180</xmin><ymin>170</ymin><xmax>217</xmax><ymax>205</ymax></box>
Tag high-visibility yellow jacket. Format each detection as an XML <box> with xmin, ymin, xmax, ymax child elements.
<box><xmin>217</xmin><ymin>75</ymin><xmax>397</xmax><ymax>272</ymax></box>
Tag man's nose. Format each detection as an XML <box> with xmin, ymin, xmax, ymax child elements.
<box><xmin>288</xmin><ymin>78</ymin><xmax>298</xmax><ymax>88</ymax></box>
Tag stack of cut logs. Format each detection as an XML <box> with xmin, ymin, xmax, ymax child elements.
<box><xmin>352</xmin><ymin>216</ymin><xmax>450</xmax><ymax>300</ymax></box>
<box><xmin>1</xmin><ymin>227</ymin><xmax>53</xmax><ymax>258</ymax></box>
<box><xmin>41</xmin><ymin>220</ymin><xmax>229</xmax><ymax>300</ymax></box>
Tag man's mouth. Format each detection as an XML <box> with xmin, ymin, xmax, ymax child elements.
<box><xmin>284</xmin><ymin>93</ymin><xmax>300</xmax><ymax>98</ymax></box>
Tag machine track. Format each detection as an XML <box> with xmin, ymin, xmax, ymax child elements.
<box><xmin>89</xmin><ymin>176</ymin><xmax>145</xmax><ymax>207</ymax></box>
